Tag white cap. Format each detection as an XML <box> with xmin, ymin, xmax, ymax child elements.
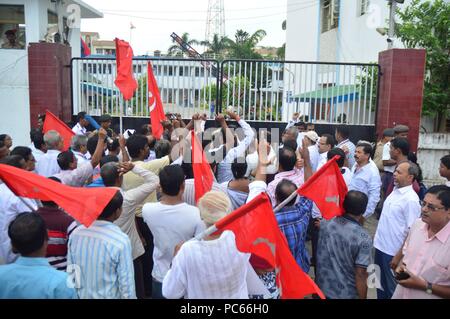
<box><xmin>305</xmin><ymin>131</ymin><xmax>319</xmax><ymax>143</ymax></box>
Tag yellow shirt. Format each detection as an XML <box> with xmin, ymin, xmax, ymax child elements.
<box><xmin>122</xmin><ymin>156</ymin><xmax>170</xmax><ymax>217</ymax></box>
<box><xmin>373</xmin><ymin>141</ymin><xmax>385</xmax><ymax>172</ymax></box>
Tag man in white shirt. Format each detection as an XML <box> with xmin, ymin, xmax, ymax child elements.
<box><xmin>349</xmin><ymin>142</ymin><xmax>382</xmax><ymax>219</ymax></box>
<box><xmin>53</xmin><ymin>128</ymin><xmax>106</xmax><ymax>187</ymax></box>
<box><xmin>317</xmin><ymin>134</ymin><xmax>336</xmax><ymax>170</ymax></box>
<box><xmin>35</xmin><ymin>130</ymin><xmax>64</xmax><ymax>177</ymax></box>
<box><xmin>70</xmin><ymin>135</ymin><xmax>89</xmax><ymax>165</ymax></box>
<box><xmin>163</xmin><ymin>191</ymin><xmax>251</xmax><ymax>299</ymax></box>
<box><xmin>327</xmin><ymin>148</ymin><xmax>353</xmax><ymax>186</ymax></box>
<box><xmin>303</xmin><ymin>131</ymin><xmax>320</xmax><ymax>172</ymax></box>
<box><xmin>335</xmin><ymin>126</ymin><xmax>356</xmax><ymax>168</ymax></box>
<box><xmin>374</xmin><ymin>161</ymin><xmax>421</xmax><ymax>299</ymax></box>
<box><xmin>285</xmin><ymin>119</ymin><xmax>307</xmax><ymax>150</ymax></box>
<box><xmin>439</xmin><ymin>155</ymin><xmax>450</xmax><ymax>187</ymax></box>
<box><xmin>0</xmin><ymin>156</ymin><xmax>39</xmax><ymax>265</ymax></box>
<box><xmin>101</xmin><ymin>161</ymin><xmax>159</xmax><ymax>299</ymax></box>
<box><xmin>67</xmin><ymin>191</ymin><xmax>136</xmax><ymax>299</ymax></box>
<box><xmin>142</xmin><ymin>165</ymin><xmax>204</xmax><ymax>299</ymax></box>
<box><xmin>71</xmin><ymin>112</ymin><xmax>89</xmax><ymax>136</ymax></box>
<box><xmin>30</xmin><ymin>130</ymin><xmax>47</xmax><ymax>166</ymax></box>
<box><xmin>216</xmin><ymin>111</ymin><xmax>255</xmax><ymax>183</ymax></box>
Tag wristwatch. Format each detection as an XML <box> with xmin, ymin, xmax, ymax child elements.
<box><xmin>426</xmin><ymin>282</ymin><xmax>433</xmax><ymax>295</ymax></box>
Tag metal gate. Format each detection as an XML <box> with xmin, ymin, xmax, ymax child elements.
<box><xmin>71</xmin><ymin>57</ymin><xmax>220</xmax><ymax>120</ymax></box>
<box><xmin>71</xmin><ymin>57</ymin><xmax>379</xmax><ymax>126</ymax></box>
<box><xmin>219</xmin><ymin>59</ymin><xmax>380</xmax><ymax>125</ymax></box>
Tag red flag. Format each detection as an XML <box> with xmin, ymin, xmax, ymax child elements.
<box><xmin>191</xmin><ymin>130</ymin><xmax>214</xmax><ymax>204</ymax></box>
<box><xmin>0</xmin><ymin>164</ymin><xmax>117</xmax><ymax>227</ymax></box>
<box><xmin>297</xmin><ymin>155</ymin><xmax>348</xmax><ymax>220</ymax></box>
<box><xmin>215</xmin><ymin>192</ymin><xmax>325</xmax><ymax>299</ymax></box>
<box><xmin>80</xmin><ymin>37</ymin><xmax>91</xmax><ymax>57</ymax></box>
<box><xmin>114</xmin><ymin>38</ymin><xmax>137</xmax><ymax>100</ymax></box>
<box><xmin>147</xmin><ymin>62</ymin><xmax>166</xmax><ymax>139</ymax></box>
<box><xmin>43</xmin><ymin>110</ymin><xmax>75</xmax><ymax>151</ymax></box>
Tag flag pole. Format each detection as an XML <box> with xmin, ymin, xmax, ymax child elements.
<box><xmin>18</xmin><ymin>197</ymin><xmax>38</xmax><ymax>212</ymax></box>
<box><xmin>0</xmin><ymin>179</ymin><xmax>38</xmax><ymax>212</ymax></box>
<box><xmin>119</xmin><ymin>95</ymin><xmax>123</xmax><ymax>134</ymax></box>
<box><xmin>193</xmin><ymin>225</ymin><xmax>218</xmax><ymax>241</ymax></box>
<box><xmin>273</xmin><ymin>191</ymin><xmax>298</xmax><ymax>213</ymax></box>
<box><xmin>273</xmin><ymin>155</ymin><xmax>341</xmax><ymax>213</ymax></box>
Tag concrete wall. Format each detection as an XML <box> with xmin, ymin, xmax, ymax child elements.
<box><xmin>285</xmin><ymin>0</ymin><xmax>414</xmax><ymax>64</ymax></box>
<box><xmin>417</xmin><ymin>133</ymin><xmax>450</xmax><ymax>186</ymax></box>
<box><xmin>0</xmin><ymin>0</ymin><xmax>90</xmax><ymax>146</ymax></box>
<box><xmin>285</xmin><ymin>0</ymin><xmax>320</xmax><ymax>61</ymax></box>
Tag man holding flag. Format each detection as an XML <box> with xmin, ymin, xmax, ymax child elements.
<box><xmin>315</xmin><ymin>190</ymin><xmax>372</xmax><ymax>299</ymax></box>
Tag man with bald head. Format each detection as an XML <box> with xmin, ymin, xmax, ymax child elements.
<box><xmin>374</xmin><ymin>161</ymin><xmax>421</xmax><ymax>299</ymax></box>
<box><xmin>35</xmin><ymin>130</ymin><xmax>64</xmax><ymax>177</ymax></box>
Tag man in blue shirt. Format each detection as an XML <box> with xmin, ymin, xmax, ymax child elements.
<box><xmin>275</xmin><ymin>179</ymin><xmax>312</xmax><ymax>273</ymax></box>
<box><xmin>0</xmin><ymin>213</ymin><xmax>77</xmax><ymax>299</ymax></box>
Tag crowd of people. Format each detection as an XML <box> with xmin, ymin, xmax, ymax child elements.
<box><xmin>0</xmin><ymin>110</ymin><xmax>449</xmax><ymax>299</ymax></box>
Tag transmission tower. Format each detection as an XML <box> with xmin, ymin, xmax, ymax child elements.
<box><xmin>205</xmin><ymin>0</ymin><xmax>225</xmax><ymax>43</ymax></box>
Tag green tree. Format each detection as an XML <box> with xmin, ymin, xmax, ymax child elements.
<box><xmin>277</xmin><ymin>43</ymin><xmax>285</xmax><ymax>60</ymax></box>
<box><xmin>225</xmin><ymin>29</ymin><xmax>267</xmax><ymax>59</ymax></box>
<box><xmin>167</xmin><ymin>32</ymin><xmax>200</xmax><ymax>57</ymax></box>
<box><xmin>395</xmin><ymin>0</ymin><xmax>450</xmax><ymax>131</ymax></box>
<box><xmin>201</xmin><ymin>33</ymin><xmax>230</xmax><ymax>60</ymax></box>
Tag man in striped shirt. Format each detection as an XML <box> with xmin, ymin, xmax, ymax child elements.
<box><xmin>37</xmin><ymin>177</ymin><xmax>77</xmax><ymax>271</ymax></box>
<box><xmin>101</xmin><ymin>161</ymin><xmax>159</xmax><ymax>299</ymax></box>
<box><xmin>67</xmin><ymin>191</ymin><xmax>136</xmax><ymax>299</ymax></box>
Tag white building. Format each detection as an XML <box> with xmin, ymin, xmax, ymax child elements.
<box><xmin>285</xmin><ymin>0</ymin><xmax>415</xmax><ymax>63</ymax></box>
<box><xmin>0</xmin><ymin>0</ymin><xmax>102</xmax><ymax>146</ymax></box>
<box><xmin>281</xmin><ymin>0</ymin><xmax>418</xmax><ymax>123</ymax></box>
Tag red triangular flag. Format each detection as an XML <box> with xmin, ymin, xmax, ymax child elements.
<box><xmin>114</xmin><ymin>38</ymin><xmax>137</xmax><ymax>100</ymax></box>
<box><xmin>191</xmin><ymin>130</ymin><xmax>214</xmax><ymax>204</ymax></box>
<box><xmin>214</xmin><ymin>192</ymin><xmax>325</xmax><ymax>299</ymax></box>
<box><xmin>297</xmin><ymin>155</ymin><xmax>348</xmax><ymax>220</ymax></box>
<box><xmin>42</xmin><ymin>110</ymin><xmax>75</xmax><ymax>151</ymax></box>
<box><xmin>0</xmin><ymin>164</ymin><xmax>117</xmax><ymax>227</ymax></box>
<box><xmin>147</xmin><ymin>62</ymin><xmax>166</xmax><ymax>139</ymax></box>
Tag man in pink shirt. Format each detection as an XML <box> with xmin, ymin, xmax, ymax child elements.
<box><xmin>266</xmin><ymin>147</ymin><xmax>304</xmax><ymax>206</ymax></box>
<box><xmin>391</xmin><ymin>185</ymin><xmax>450</xmax><ymax>299</ymax></box>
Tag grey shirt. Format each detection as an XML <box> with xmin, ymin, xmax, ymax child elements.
<box><xmin>316</xmin><ymin>215</ymin><xmax>372</xmax><ymax>299</ymax></box>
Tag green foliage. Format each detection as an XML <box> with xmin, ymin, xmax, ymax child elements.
<box><xmin>356</xmin><ymin>64</ymin><xmax>379</xmax><ymax>111</ymax></box>
<box><xmin>395</xmin><ymin>0</ymin><xmax>449</xmax><ymax>128</ymax></box>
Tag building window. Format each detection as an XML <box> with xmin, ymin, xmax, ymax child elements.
<box><xmin>96</xmin><ymin>48</ymin><xmax>104</xmax><ymax>54</ymax></box>
<box><xmin>321</xmin><ymin>0</ymin><xmax>340</xmax><ymax>33</ymax></box>
<box><xmin>358</xmin><ymin>0</ymin><xmax>370</xmax><ymax>16</ymax></box>
<box><xmin>0</xmin><ymin>5</ymin><xmax>26</xmax><ymax>49</ymax></box>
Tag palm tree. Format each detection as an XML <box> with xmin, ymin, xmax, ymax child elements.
<box><xmin>201</xmin><ymin>33</ymin><xmax>230</xmax><ymax>58</ymax></box>
<box><xmin>167</xmin><ymin>32</ymin><xmax>200</xmax><ymax>57</ymax></box>
<box><xmin>226</xmin><ymin>29</ymin><xmax>267</xmax><ymax>59</ymax></box>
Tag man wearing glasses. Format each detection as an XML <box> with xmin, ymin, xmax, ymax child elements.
<box><xmin>391</xmin><ymin>185</ymin><xmax>450</xmax><ymax>299</ymax></box>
